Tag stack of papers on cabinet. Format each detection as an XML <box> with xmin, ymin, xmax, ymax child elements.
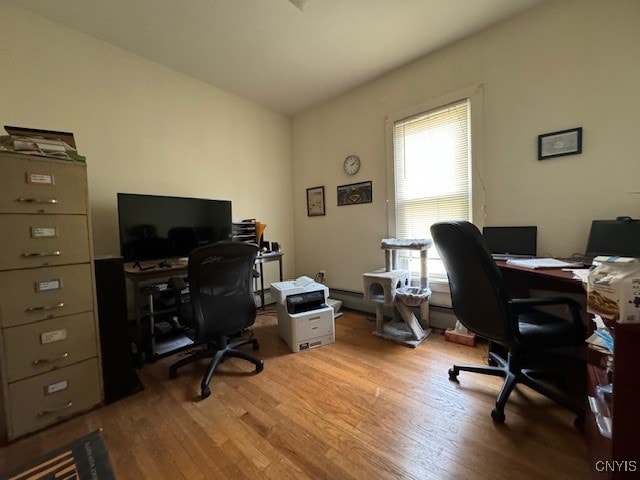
<box><xmin>505</xmin><ymin>257</ymin><xmax>583</xmax><ymax>269</ymax></box>
<box><xmin>0</xmin><ymin>125</ymin><xmax>82</xmax><ymax>161</ymax></box>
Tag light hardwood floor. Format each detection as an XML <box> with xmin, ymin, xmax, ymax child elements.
<box><xmin>0</xmin><ymin>310</ymin><xmax>590</xmax><ymax>479</ymax></box>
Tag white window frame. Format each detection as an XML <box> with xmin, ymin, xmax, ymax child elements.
<box><xmin>385</xmin><ymin>84</ymin><xmax>485</xmax><ymax>280</ymax></box>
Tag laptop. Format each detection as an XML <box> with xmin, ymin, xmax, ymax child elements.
<box><xmin>482</xmin><ymin>226</ymin><xmax>537</xmax><ymax>260</ymax></box>
<box><xmin>564</xmin><ymin>218</ymin><xmax>640</xmax><ymax>265</ymax></box>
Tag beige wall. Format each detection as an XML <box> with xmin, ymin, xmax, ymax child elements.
<box><xmin>0</xmin><ymin>4</ymin><xmax>295</xmax><ymax>284</ymax></box>
<box><xmin>3</xmin><ymin>1</ymin><xmax>639</xmax><ymax>295</ymax></box>
<box><xmin>292</xmin><ymin>0</ymin><xmax>640</xmax><ymax>292</ymax></box>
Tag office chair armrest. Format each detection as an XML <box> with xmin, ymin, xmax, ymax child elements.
<box><xmin>509</xmin><ymin>297</ymin><xmax>583</xmax><ymax>325</ymax></box>
<box><xmin>510</xmin><ymin>296</ymin><xmax>581</xmax><ymax>310</ymax></box>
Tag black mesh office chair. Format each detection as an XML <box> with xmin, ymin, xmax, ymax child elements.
<box><xmin>169</xmin><ymin>241</ymin><xmax>264</xmax><ymax>398</ymax></box>
<box><xmin>168</xmin><ymin>227</ymin><xmax>200</xmax><ymax>257</ymax></box>
<box><xmin>430</xmin><ymin>221</ymin><xmax>587</xmax><ymax>425</ymax></box>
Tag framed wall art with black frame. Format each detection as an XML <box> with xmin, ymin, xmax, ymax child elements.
<box><xmin>306</xmin><ymin>186</ymin><xmax>325</xmax><ymax>217</ymax></box>
<box><xmin>337</xmin><ymin>180</ymin><xmax>372</xmax><ymax>206</ymax></box>
<box><xmin>538</xmin><ymin>127</ymin><xmax>583</xmax><ymax>160</ymax></box>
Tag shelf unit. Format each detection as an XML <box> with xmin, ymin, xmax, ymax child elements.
<box><xmin>232</xmin><ymin>219</ymin><xmax>257</xmax><ymax>244</ymax></box>
<box><xmin>123</xmin><ymin>262</ymin><xmax>194</xmax><ymax>364</ymax></box>
<box><xmin>139</xmin><ymin>279</ymin><xmax>193</xmax><ymax>359</ymax></box>
<box><xmin>585</xmin><ymin>323</ymin><xmax>640</xmax><ymax>479</ymax></box>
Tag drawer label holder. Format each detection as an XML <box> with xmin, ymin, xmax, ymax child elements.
<box><xmin>27</xmin><ymin>172</ymin><xmax>55</xmax><ymax>185</ymax></box>
<box><xmin>45</xmin><ymin>379</ymin><xmax>69</xmax><ymax>395</ymax></box>
<box><xmin>40</xmin><ymin>328</ymin><xmax>68</xmax><ymax>344</ymax></box>
<box><xmin>36</xmin><ymin>277</ymin><xmax>63</xmax><ymax>292</ymax></box>
<box><xmin>30</xmin><ymin>226</ymin><xmax>58</xmax><ymax>238</ymax></box>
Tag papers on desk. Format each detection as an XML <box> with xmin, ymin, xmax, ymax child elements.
<box><xmin>562</xmin><ymin>268</ymin><xmax>591</xmax><ymax>283</ymax></box>
<box><xmin>586</xmin><ymin>315</ymin><xmax>614</xmax><ymax>353</ymax></box>
<box><xmin>505</xmin><ymin>257</ymin><xmax>584</xmax><ymax>269</ymax></box>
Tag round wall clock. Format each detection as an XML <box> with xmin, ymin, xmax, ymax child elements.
<box><xmin>343</xmin><ymin>155</ymin><xmax>361</xmax><ymax>175</ymax></box>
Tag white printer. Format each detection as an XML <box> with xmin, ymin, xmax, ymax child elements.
<box><xmin>270</xmin><ymin>276</ymin><xmax>335</xmax><ymax>352</ymax></box>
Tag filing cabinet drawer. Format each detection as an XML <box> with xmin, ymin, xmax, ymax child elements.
<box><xmin>0</xmin><ymin>264</ymin><xmax>94</xmax><ymax>327</ymax></box>
<box><xmin>7</xmin><ymin>358</ymin><xmax>101</xmax><ymax>440</ymax></box>
<box><xmin>3</xmin><ymin>312</ymin><xmax>98</xmax><ymax>382</ymax></box>
<box><xmin>0</xmin><ymin>214</ymin><xmax>90</xmax><ymax>270</ymax></box>
<box><xmin>0</xmin><ymin>154</ymin><xmax>87</xmax><ymax>214</ymax></box>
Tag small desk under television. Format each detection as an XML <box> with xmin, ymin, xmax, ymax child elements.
<box><xmin>123</xmin><ymin>251</ymin><xmax>283</xmax><ymax>362</ymax></box>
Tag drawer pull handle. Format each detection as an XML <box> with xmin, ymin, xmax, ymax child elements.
<box><xmin>17</xmin><ymin>197</ymin><xmax>58</xmax><ymax>204</ymax></box>
<box><xmin>26</xmin><ymin>302</ymin><xmax>65</xmax><ymax>312</ymax></box>
<box><xmin>32</xmin><ymin>352</ymin><xmax>69</xmax><ymax>366</ymax></box>
<box><xmin>22</xmin><ymin>251</ymin><xmax>62</xmax><ymax>258</ymax></box>
<box><xmin>36</xmin><ymin>401</ymin><xmax>74</xmax><ymax>417</ymax></box>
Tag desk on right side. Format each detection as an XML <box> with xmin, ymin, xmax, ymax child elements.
<box><xmin>497</xmin><ymin>260</ymin><xmax>585</xmax><ymax>298</ymax></box>
<box><xmin>497</xmin><ymin>261</ymin><xmax>640</xmax><ymax>479</ymax></box>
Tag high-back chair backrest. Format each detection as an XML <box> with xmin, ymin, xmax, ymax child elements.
<box><xmin>168</xmin><ymin>227</ymin><xmax>200</xmax><ymax>257</ymax></box>
<box><xmin>430</xmin><ymin>221</ymin><xmax>513</xmax><ymax>343</ymax></box>
<box><xmin>188</xmin><ymin>242</ymin><xmax>259</xmax><ymax>340</ymax></box>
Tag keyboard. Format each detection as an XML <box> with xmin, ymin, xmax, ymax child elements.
<box><xmin>491</xmin><ymin>254</ymin><xmax>535</xmax><ymax>261</ymax></box>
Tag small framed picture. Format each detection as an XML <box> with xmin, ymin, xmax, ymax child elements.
<box><xmin>538</xmin><ymin>127</ymin><xmax>583</xmax><ymax>160</ymax></box>
<box><xmin>306</xmin><ymin>186</ymin><xmax>325</xmax><ymax>216</ymax></box>
<box><xmin>337</xmin><ymin>180</ymin><xmax>372</xmax><ymax>206</ymax></box>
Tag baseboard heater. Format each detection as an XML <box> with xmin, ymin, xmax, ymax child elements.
<box><xmin>327</xmin><ymin>288</ymin><xmax>457</xmax><ymax>331</ymax></box>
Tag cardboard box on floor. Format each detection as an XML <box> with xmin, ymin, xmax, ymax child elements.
<box><xmin>587</xmin><ymin>256</ymin><xmax>640</xmax><ymax>324</ymax></box>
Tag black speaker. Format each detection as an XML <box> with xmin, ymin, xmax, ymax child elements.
<box><xmin>94</xmin><ymin>256</ymin><xmax>143</xmax><ymax>403</ymax></box>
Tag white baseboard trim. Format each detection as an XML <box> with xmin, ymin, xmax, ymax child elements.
<box><xmin>328</xmin><ymin>288</ymin><xmax>457</xmax><ymax>330</ymax></box>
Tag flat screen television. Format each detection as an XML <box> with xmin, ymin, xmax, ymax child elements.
<box><xmin>117</xmin><ymin>193</ymin><xmax>232</xmax><ymax>263</ymax></box>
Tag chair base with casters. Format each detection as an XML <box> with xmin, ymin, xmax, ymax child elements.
<box><xmin>169</xmin><ymin>334</ymin><xmax>264</xmax><ymax>399</ymax></box>
<box><xmin>449</xmin><ymin>348</ymin><xmax>585</xmax><ymax>427</ymax></box>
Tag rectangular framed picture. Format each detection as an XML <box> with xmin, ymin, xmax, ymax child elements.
<box><xmin>538</xmin><ymin>127</ymin><xmax>583</xmax><ymax>160</ymax></box>
<box><xmin>337</xmin><ymin>180</ymin><xmax>372</xmax><ymax>206</ymax></box>
<box><xmin>306</xmin><ymin>186</ymin><xmax>325</xmax><ymax>216</ymax></box>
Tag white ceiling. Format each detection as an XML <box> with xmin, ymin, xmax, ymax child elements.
<box><xmin>8</xmin><ymin>0</ymin><xmax>542</xmax><ymax>116</ymax></box>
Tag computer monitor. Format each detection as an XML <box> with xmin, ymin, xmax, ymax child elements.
<box><xmin>482</xmin><ymin>226</ymin><xmax>537</xmax><ymax>256</ymax></box>
<box><xmin>585</xmin><ymin>219</ymin><xmax>640</xmax><ymax>258</ymax></box>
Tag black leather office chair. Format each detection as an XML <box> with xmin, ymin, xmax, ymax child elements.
<box><xmin>169</xmin><ymin>241</ymin><xmax>264</xmax><ymax>398</ymax></box>
<box><xmin>430</xmin><ymin>221</ymin><xmax>587</xmax><ymax>425</ymax></box>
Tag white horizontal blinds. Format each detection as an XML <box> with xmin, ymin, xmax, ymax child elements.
<box><xmin>393</xmin><ymin>98</ymin><xmax>471</xmax><ymax>244</ymax></box>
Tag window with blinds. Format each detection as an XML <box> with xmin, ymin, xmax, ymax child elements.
<box><xmin>391</xmin><ymin>98</ymin><xmax>471</xmax><ymax>276</ymax></box>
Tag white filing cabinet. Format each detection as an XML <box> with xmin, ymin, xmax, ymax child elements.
<box><xmin>0</xmin><ymin>152</ymin><xmax>102</xmax><ymax>442</ymax></box>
